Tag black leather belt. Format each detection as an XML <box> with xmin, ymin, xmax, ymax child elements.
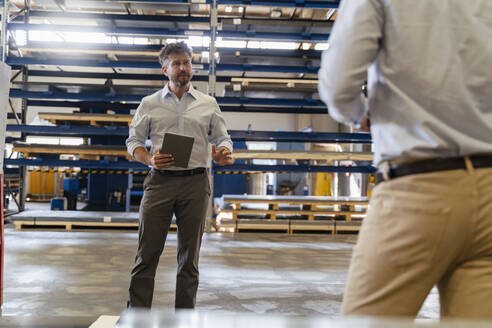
<box><xmin>154</xmin><ymin>167</ymin><xmax>206</xmax><ymax>176</ymax></box>
<box><xmin>375</xmin><ymin>154</ymin><xmax>492</xmax><ymax>184</ymax></box>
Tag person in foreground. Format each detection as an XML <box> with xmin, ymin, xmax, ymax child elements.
<box><xmin>318</xmin><ymin>0</ymin><xmax>492</xmax><ymax>318</ymax></box>
<box><xmin>126</xmin><ymin>41</ymin><xmax>233</xmax><ymax>309</ymax></box>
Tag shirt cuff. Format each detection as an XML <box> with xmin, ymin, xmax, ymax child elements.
<box><xmin>216</xmin><ymin>140</ymin><xmax>233</xmax><ymax>152</ymax></box>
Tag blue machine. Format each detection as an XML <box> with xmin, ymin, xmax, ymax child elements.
<box><xmin>50</xmin><ymin>197</ymin><xmax>67</xmax><ymax>210</ymax></box>
<box><xmin>63</xmin><ymin>178</ymin><xmax>79</xmax><ymax>194</ymax></box>
<box><xmin>84</xmin><ymin>112</ymin><xmax>131</xmax><ymax>211</ymax></box>
<box><xmin>213</xmin><ymin>141</ymin><xmax>247</xmax><ymax>197</ymax></box>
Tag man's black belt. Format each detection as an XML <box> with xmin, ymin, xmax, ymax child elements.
<box><xmin>375</xmin><ymin>154</ymin><xmax>492</xmax><ymax>184</ymax></box>
<box><xmin>154</xmin><ymin>167</ymin><xmax>206</xmax><ymax>176</ymax></box>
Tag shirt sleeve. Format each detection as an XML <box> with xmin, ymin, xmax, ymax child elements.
<box><xmin>209</xmin><ymin>101</ymin><xmax>233</xmax><ymax>152</ymax></box>
<box><xmin>126</xmin><ymin>102</ymin><xmax>150</xmax><ymax>158</ymax></box>
<box><xmin>318</xmin><ymin>0</ymin><xmax>384</xmax><ymax>126</ymax></box>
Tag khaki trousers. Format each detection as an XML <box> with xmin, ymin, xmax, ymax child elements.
<box><xmin>128</xmin><ymin>169</ymin><xmax>210</xmax><ymax>309</ymax></box>
<box><xmin>342</xmin><ymin>160</ymin><xmax>492</xmax><ymax>318</ymax></box>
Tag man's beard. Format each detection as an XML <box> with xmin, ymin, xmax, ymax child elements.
<box><xmin>172</xmin><ymin>73</ymin><xmax>192</xmax><ymax>87</ymax></box>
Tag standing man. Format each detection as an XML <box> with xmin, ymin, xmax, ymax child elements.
<box><xmin>126</xmin><ymin>41</ymin><xmax>233</xmax><ymax>309</ymax></box>
<box><xmin>319</xmin><ymin>0</ymin><xmax>492</xmax><ymax>318</ymax></box>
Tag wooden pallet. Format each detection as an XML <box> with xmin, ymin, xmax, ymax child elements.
<box><xmin>334</xmin><ymin>220</ymin><xmax>362</xmax><ymax>234</ymax></box>
<box><xmin>220</xmin><ymin>208</ymin><xmax>365</xmax><ymax>221</ymax></box>
<box><xmin>220</xmin><ymin>195</ymin><xmax>368</xmax><ymax>222</ymax></box>
<box><xmin>13</xmin><ymin>220</ymin><xmax>177</xmax><ymax>231</ymax></box>
<box><xmin>232</xmin><ymin>149</ymin><xmax>373</xmax><ymax>162</ymax></box>
<box><xmin>219</xmin><ymin>218</ymin><xmax>343</xmax><ymax>234</ymax></box>
<box><xmin>38</xmin><ymin>112</ymin><xmax>133</xmax><ymax>126</ymax></box>
<box><xmin>13</xmin><ymin>143</ymin><xmax>131</xmax><ymax>160</ymax></box>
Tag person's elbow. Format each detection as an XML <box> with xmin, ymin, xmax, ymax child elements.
<box><xmin>126</xmin><ymin>138</ymin><xmax>144</xmax><ymax>160</ymax></box>
<box><xmin>318</xmin><ymin>76</ymin><xmax>365</xmax><ymax>126</ymax></box>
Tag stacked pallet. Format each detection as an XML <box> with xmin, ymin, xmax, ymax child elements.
<box><xmin>10</xmin><ymin>210</ymin><xmax>177</xmax><ymax>231</ymax></box>
<box><xmin>218</xmin><ymin>195</ymin><xmax>368</xmax><ymax>234</ymax></box>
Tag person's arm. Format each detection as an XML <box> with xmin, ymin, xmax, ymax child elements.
<box><xmin>126</xmin><ymin>103</ymin><xmax>175</xmax><ymax>169</ymax></box>
<box><xmin>132</xmin><ymin>146</ymin><xmax>152</xmax><ymax>166</ymax></box>
<box><xmin>318</xmin><ymin>0</ymin><xmax>384</xmax><ymax>127</ymax></box>
<box><xmin>209</xmin><ymin>102</ymin><xmax>234</xmax><ymax>165</ymax></box>
<box><xmin>133</xmin><ymin>146</ymin><xmax>174</xmax><ymax>169</ymax></box>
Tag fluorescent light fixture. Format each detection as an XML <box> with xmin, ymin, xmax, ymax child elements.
<box><xmin>60</xmin><ymin>137</ymin><xmax>85</xmax><ymax>146</ymax></box>
<box><xmin>225</xmin><ymin>6</ymin><xmax>233</xmax><ymax>13</ymax></box>
<box><xmin>29</xmin><ymin>30</ymin><xmax>63</xmax><ymax>42</ymax></box>
<box><xmin>301</xmin><ymin>42</ymin><xmax>311</xmax><ymax>50</ymax></box>
<box><xmin>26</xmin><ymin>136</ymin><xmax>58</xmax><ymax>145</ymax></box>
<box><xmin>133</xmin><ymin>37</ymin><xmax>148</xmax><ymax>45</ymax></box>
<box><xmin>201</xmin><ymin>51</ymin><xmax>210</xmax><ymax>63</ymax></box>
<box><xmin>216</xmin><ymin>39</ymin><xmax>247</xmax><ymax>48</ymax></box>
<box><xmin>314</xmin><ymin>43</ymin><xmax>329</xmax><ymax>50</ymax></box>
<box><xmin>261</xmin><ymin>41</ymin><xmax>297</xmax><ymax>50</ymax></box>
<box><xmin>247</xmin><ymin>41</ymin><xmax>260</xmax><ymax>49</ymax></box>
<box><xmin>14</xmin><ymin>30</ymin><xmax>27</xmax><ymax>46</ymax></box>
<box><xmin>188</xmin><ymin>36</ymin><xmax>205</xmax><ymax>47</ymax></box>
<box><xmin>201</xmin><ymin>51</ymin><xmax>220</xmax><ymax>62</ymax></box>
<box><xmin>118</xmin><ymin>37</ymin><xmax>133</xmax><ymax>44</ymax></box>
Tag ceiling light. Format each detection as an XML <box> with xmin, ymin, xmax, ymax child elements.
<box><xmin>314</xmin><ymin>43</ymin><xmax>329</xmax><ymax>51</ymax></box>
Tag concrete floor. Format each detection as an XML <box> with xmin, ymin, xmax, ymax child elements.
<box><xmin>1</xmin><ymin>227</ymin><xmax>440</xmax><ymax>319</ymax></box>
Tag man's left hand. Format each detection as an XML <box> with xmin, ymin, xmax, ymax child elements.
<box><xmin>212</xmin><ymin>145</ymin><xmax>234</xmax><ymax>165</ymax></box>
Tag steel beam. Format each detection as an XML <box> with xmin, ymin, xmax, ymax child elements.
<box><xmin>5</xmin><ymin>158</ymin><xmax>148</xmax><ymax>169</ymax></box>
<box><xmin>229</xmin><ymin>131</ymin><xmax>372</xmax><ymax>143</ymax></box>
<box><xmin>11</xmin><ymin>89</ymin><xmax>326</xmax><ymax>107</ymax></box>
<box><xmin>6</xmin><ymin>125</ymin><xmax>372</xmax><ymax>143</ymax></box>
<box><xmin>5</xmin><ymin>159</ymin><xmax>372</xmax><ymax>173</ymax></box>
<box><xmin>26</xmin><ymin>100</ymin><xmax>136</xmax><ymax>110</ymax></box>
<box><xmin>6</xmin><ymin>124</ymin><xmax>129</xmax><ymax>136</ymax></box>
<box><xmin>8</xmin><ymin>23</ymin><xmax>330</xmax><ymax>42</ymax></box>
<box><xmin>214</xmin><ymin>0</ymin><xmax>339</xmax><ymax>8</ymax></box>
<box><xmin>9</xmin><ymin>10</ymin><xmax>332</xmax><ymax>25</ymax></box>
<box><xmin>214</xmin><ymin>163</ymin><xmax>375</xmax><ymax>173</ymax></box>
<box><xmin>7</xmin><ymin>57</ymin><xmax>320</xmax><ymax>73</ymax></box>
<box><xmin>21</xmin><ymin>70</ymin><xmax>231</xmax><ymax>82</ymax></box>
<box><xmin>25</xmin><ymin>100</ymin><xmax>327</xmax><ymax>114</ymax></box>
<box><xmin>17</xmin><ymin>41</ymin><xmax>321</xmax><ymax>58</ymax></box>
<box><xmin>120</xmin><ymin>0</ymin><xmax>340</xmax><ymax>8</ymax></box>
<box><xmin>16</xmin><ymin>10</ymin><xmax>211</xmax><ymax>23</ymax></box>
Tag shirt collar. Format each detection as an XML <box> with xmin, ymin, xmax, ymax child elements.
<box><xmin>162</xmin><ymin>83</ymin><xmax>198</xmax><ymax>100</ymax></box>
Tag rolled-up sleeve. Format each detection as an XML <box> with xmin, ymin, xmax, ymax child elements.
<box><xmin>126</xmin><ymin>103</ymin><xmax>150</xmax><ymax>158</ymax></box>
<box><xmin>318</xmin><ymin>0</ymin><xmax>383</xmax><ymax>126</ymax></box>
<box><xmin>209</xmin><ymin>102</ymin><xmax>233</xmax><ymax>152</ymax></box>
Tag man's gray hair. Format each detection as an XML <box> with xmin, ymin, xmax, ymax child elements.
<box><xmin>158</xmin><ymin>41</ymin><xmax>193</xmax><ymax>67</ymax></box>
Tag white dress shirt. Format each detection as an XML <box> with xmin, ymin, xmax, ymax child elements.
<box><xmin>126</xmin><ymin>83</ymin><xmax>233</xmax><ymax>170</ymax></box>
<box><xmin>318</xmin><ymin>0</ymin><xmax>492</xmax><ymax>165</ymax></box>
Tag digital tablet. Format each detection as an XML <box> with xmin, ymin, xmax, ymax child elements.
<box><xmin>160</xmin><ymin>132</ymin><xmax>195</xmax><ymax>168</ymax></box>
